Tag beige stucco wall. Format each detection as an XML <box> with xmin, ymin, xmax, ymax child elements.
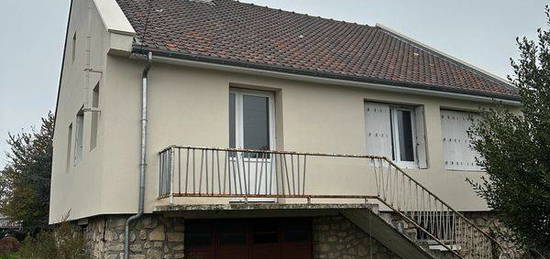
<box><xmin>50</xmin><ymin>0</ymin><xmax>125</xmax><ymax>223</ymax></box>
<box><xmin>50</xmin><ymin>0</ymin><xmax>517</xmax><ymax>224</ymax></box>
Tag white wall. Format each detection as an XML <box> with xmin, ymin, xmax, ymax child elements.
<box><xmin>50</xmin><ymin>0</ymin><xmax>118</xmax><ymax>223</ymax></box>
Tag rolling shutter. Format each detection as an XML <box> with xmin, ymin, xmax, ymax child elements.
<box><xmin>365</xmin><ymin>102</ymin><xmax>393</xmax><ymax>159</ymax></box>
<box><xmin>441</xmin><ymin>110</ymin><xmax>482</xmax><ymax>171</ymax></box>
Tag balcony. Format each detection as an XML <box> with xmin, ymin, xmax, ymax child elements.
<box><xmin>157</xmin><ymin>146</ymin><xmax>506</xmax><ymax>259</ymax></box>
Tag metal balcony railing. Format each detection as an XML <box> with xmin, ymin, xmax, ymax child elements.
<box><xmin>158</xmin><ymin>146</ymin><xmax>507</xmax><ymax>259</ymax></box>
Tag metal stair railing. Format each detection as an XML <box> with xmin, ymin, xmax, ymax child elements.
<box><xmin>158</xmin><ymin>146</ymin><xmax>506</xmax><ymax>258</ymax></box>
<box><xmin>371</xmin><ymin>157</ymin><xmax>505</xmax><ymax>259</ymax></box>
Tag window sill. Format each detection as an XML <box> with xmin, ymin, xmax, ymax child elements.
<box><xmin>393</xmin><ymin>161</ymin><xmax>418</xmax><ymax>170</ymax></box>
<box><xmin>428</xmin><ymin>244</ymin><xmax>461</xmax><ymax>251</ymax></box>
<box><xmin>445</xmin><ymin>168</ymin><xmax>485</xmax><ymax>173</ymax></box>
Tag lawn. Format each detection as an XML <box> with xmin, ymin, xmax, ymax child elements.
<box><xmin>0</xmin><ymin>253</ymin><xmax>19</xmax><ymax>259</ymax></box>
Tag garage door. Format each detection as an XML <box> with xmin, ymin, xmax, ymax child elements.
<box><xmin>185</xmin><ymin>218</ymin><xmax>312</xmax><ymax>259</ymax></box>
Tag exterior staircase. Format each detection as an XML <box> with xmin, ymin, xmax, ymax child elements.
<box><xmin>342</xmin><ymin>207</ymin><xmax>437</xmax><ymax>259</ymax></box>
<box><xmin>358</xmin><ymin>158</ymin><xmax>506</xmax><ymax>259</ymax></box>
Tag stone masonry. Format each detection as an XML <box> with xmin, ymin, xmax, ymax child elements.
<box><xmin>84</xmin><ymin>214</ymin><xmax>402</xmax><ymax>259</ymax></box>
<box><xmin>312</xmin><ymin>215</ymin><xmax>401</xmax><ymax>259</ymax></box>
<box><xmin>463</xmin><ymin>212</ymin><xmax>528</xmax><ymax>259</ymax></box>
<box><xmin>83</xmin><ymin>212</ymin><xmax>529</xmax><ymax>259</ymax></box>
<box><xmin>85</xmin><ymin>215</ymin><xmax>185</xmax><ymax>259</ymax></box>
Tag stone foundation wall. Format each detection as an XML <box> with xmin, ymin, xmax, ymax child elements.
<box><xmin>83</xmin><ymin>212</ymin><xmax>527</xmax><ymax>259</ymax></box>
<box><xmin>312</xmin><ymin>215</ymin><xmax>400</xmax><ymax>259</ymax></box>
<box><xmin>84</xmin><ymin>214</ymin><xmax>402</xmax><ymax>259</ymax></box>
<box><xmin>84</xmin><ymin>215</ymin><xmax>185</xmax><ymax>259</ymax></box>
<box><xmin>463</xmin><ymin>212</ymin><xmax>527</xmax><ymax>259</ymax></box>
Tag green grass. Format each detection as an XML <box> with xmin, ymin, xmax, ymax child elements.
<box><xmin>0</xmin><ymin>252</ymin><xmax>20</xmax><ymax>259</ymax></box>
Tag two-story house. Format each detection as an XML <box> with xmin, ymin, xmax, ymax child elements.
<box><xmin>50</xmin><ymin>0</ymin><xmax>521</xmax><ymax>258</ymax></box>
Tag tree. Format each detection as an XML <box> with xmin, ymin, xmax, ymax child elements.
<box><xmin>469</xmin><ymin>6</ymin><xmax>550</xmax><ymax>258</ymax></box>
<box><xmin>0</xmin><ymin>113</ymin><xmax>54</xmax><ymax>234</ymax></box>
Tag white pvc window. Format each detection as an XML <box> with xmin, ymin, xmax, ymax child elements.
<box><xmin>365</xmin><ymin>102</ymin><xmax>427</xmax><ymax>169</ymax></box>
<box><xmin>229</xmin><ymin>89</ymin><xmax>275</xmax><ymax>152</ymax></box>
<box><xmin>441</xmin><ymin>110</ymin><xmax>482</xmax><ymax>171</ymax></box>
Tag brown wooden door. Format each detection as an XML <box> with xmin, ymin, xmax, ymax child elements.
<box><xmin>217</xmin><ymin>220</ymin><xmax>248</xmax><ymax>259</ymax></box>
<box><xmin>185</xmin><ymin>218</ymin><xmax>312</xmax><ymax>259</ymax></box>
<box><xmin>250</xmin><ymin>219</ymin><xmax>281</xmax><ymax>259</ymax></box>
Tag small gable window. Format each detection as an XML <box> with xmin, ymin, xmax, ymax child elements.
<box><xmin>72</xmin><ymin>32</ymin><xmax>77</xmax><ymax>63</ymax></box>
<box><xmin>90</xmin><ymin>83</ymin><xmax>100</xmax><ymax>150</ymax></box>
<box><xmin>66</xmin><ymin>123</ymin><xmax>72</xmax><ymax>170</ymax></box>
<box><xmin>74</xmin><ymin>109</ymin><xmax>84</xmax><ymax>164</ymax></box>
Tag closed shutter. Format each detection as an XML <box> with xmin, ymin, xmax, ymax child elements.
<box><xmin>365</xmin><ymin>102</ymin><xmax>392</xmax><ymax>159</ymax></box>
<box><xmin>414</xmin><ymin>106</ymin><xmax>428</xmax><ymax>169</ymax></box>
<box><xmin>441</xmin><ymin>110</ymin><xmax>482</xmax><ymax>171</ymax></box>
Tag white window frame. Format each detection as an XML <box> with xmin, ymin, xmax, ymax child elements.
<box><xmin>229</xmin><ymin>88</ymin><xmax>276</xmax><ymax>151</ymax></box>
<box><xmin>365</xmin><ymin>102</ymin><xmax>427</xmax><ymax>169</ymax></box>
<box><xmin>229</xmin><ymin>88</ymin><xmax>276</xmax><ymax>202</ymax></box>
<box><xmin>390</xmin><ymin>106</ymin><xmax>417</xmax><ymax>168</ymax></box>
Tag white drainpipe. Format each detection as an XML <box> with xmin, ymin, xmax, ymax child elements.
<box><xmin>124</xmin><ymin>51</ymin><xmax>152</xmax><ymax>259</ymax></box>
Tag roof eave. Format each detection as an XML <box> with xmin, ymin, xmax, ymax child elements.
<box><xmin>132</xmin><ymin>46</ymin><xmax>521</xmax><ymax>105</ymax></box>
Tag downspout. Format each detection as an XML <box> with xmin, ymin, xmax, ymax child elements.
<box><xmin>124</xmin><ymin>51</ymin><xmax>152</xmax><ymax>259</ymax></box>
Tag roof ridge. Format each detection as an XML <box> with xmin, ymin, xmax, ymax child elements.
<box><xmin>231</xmin><ymin>0</ymin><xmax>374</xmax><ymax>29</ymax></box>
<box><xmin>375</xmin><ymin>23</ymin><xmax>517</xmax><ymax>92</ymax></box>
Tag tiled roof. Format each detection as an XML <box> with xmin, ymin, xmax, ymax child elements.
<box><xmin>116</xmin><ymin>0</ymin><xmax>518</xmax><ymax>100</ymax></box>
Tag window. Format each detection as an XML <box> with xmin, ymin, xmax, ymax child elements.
<box><xmin>90</xmin><ymin>83</ymin><xmax>99</xmax><ymax>150</ymax></box>
<box><xmin>74</xmin><ymin>110</ymin><xmax>84</xmax><ymax>164</ymax></box>
<box><xmin>71</xmin><ymin>32</ymin><xmax>76</xmax><ymax>63</ymax></box>
<box><xmin>66</xmin><ymin>123</ymin><xmax>72</xmax><ymax>170</ymax></box>
<box><xmin>392</xmin><ymin>107</ymin><xmax>416</xmax><ymax>162</ymax></box>
<box><xmin>441</xmin><ymin>110</ymin><xmax>482</xmax><ymax>171</ymax></box>
<box><xmin>229</xmin><ymin>89</ymin><xmax>274</xmax><ymax>153</ymax></box>
<box><xmin>365</xmin><ymin>102</ymin><xmax>427</xmax><ymax>168</ymax></box>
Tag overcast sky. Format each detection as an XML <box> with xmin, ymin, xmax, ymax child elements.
<box><xmin>0</xmin><ymin>0</ymin><xmax>546</xmax><ymax>168</ymax></box>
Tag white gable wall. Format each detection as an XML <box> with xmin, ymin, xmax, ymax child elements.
<box><xmin>50</xmin><ymin>0</ymin><xmax>133</xmax><ymax>223</ymax></box>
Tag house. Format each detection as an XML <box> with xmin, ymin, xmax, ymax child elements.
<box><xmin>49</xmin><ymin>0</ymin><xmax>521</xmax><ymax>258</ymax></box>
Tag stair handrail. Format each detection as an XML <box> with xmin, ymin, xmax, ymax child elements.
<box><xmin>372</xmin><ymin>156</ymin><xmax>505</xmax><ymax>258</ymax></box>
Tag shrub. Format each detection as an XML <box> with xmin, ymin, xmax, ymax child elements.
<box><xmin>0</xmin><ymin>231</ymin><xmax>24</xmax><ymax>242</ymax></box>
<box><xmin>0</xmin><ymin>236</ymin><xmax>20</xmax><ymax>255</ymax></box>
<box><xmin>17</xmin><ymin>221</ymin><xmax>88</xmax><ymax>259</ymax></box>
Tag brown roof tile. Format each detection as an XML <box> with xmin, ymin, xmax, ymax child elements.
<box><xmin>116</xmin><ymin>0</ymin><xmax>518</xmax><ymax>100</ymax></box>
